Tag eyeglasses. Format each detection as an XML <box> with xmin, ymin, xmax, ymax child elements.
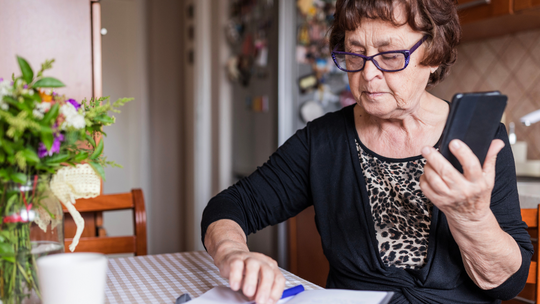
<box><xmin>331</xmin><ymin>35</ymin><xmax>428</xmax><ymax>73</ymax></box>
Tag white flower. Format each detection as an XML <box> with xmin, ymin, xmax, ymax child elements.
<box><xmin>33</xmin><ymin>102</ymin><xmax>51</xmax><ymax>119</ymax></box>
<box><xmin>0</xmin><ymin>80</ymin><xmax>12</xmax><ymax>111</ymax></box>
<box><xmin>60</xmin><ymin>103</ymin><xmax>86</xmax><ymax>129</ymax></box>
<box><xmin>33</xmin><ymin>110</ymin><xmax>44</xmax><ymax>119</ymax></box>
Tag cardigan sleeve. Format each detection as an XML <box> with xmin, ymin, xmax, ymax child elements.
<box><xmin>480</xmin><ymin>123</ymin><xmax>534</xmax><ymax>300</ymax></box>
<box><xmin>201</xmin><ymin>123</ymin><xmax>314</xmax><ymax>246</ymax></box>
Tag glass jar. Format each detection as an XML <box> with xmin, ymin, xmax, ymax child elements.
<box><xmin>0</xmin><ymin>175</ymin><xmax>64</xmax><ymax>304</ymax></box>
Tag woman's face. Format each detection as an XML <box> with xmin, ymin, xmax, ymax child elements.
<box><xmin>345</xmin><ymin>16</ymin><xmax>434</xmax><ymax>119</ymax></box>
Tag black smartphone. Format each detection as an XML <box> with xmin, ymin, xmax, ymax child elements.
<box><xmin>438</xmin><ymin>91</ymin><xmax>507</xmax><ymax>173</ymax></box>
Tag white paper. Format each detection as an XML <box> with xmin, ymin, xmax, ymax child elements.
<box><xmin>284</xmin><ymin>289</ymin><xmax>391</xmax><ymax>304</ymax></box>
<box><xmin>187</xmin><ymin>287</ymin><xmax>250</xmax><ymax>304</ymax></box>
<box><xmin>188</xmin><ymin>286</ymin><xmax>392</xmax><ymax>304</ymax></box>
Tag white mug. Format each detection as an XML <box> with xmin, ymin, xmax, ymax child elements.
<box><xmin>37</xmin><ymin>253</ymin><xmax>108</xmax><ymax>304</ymax></box>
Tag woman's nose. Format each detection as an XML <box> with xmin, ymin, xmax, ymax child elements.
<box><xmin>362</xmin><ymin>59</ymin><xmax>382</xmax><ymax>81</ymax></box>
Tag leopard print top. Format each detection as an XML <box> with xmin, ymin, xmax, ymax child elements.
<box><xmin>356</xmin><ymin>139</ymin><xmax>433</xmax><ymax>270</ymax></box>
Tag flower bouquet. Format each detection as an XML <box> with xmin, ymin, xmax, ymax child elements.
<box><xmin>0</xmin><ymin>56</ymin><xmax>130</xmax><ymax>303</ymax></box>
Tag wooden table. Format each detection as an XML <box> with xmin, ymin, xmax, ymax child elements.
<box><xmin>105</xmin><ymin>251</ymin><xmax>322</xmax><ymax>304</ymax></box>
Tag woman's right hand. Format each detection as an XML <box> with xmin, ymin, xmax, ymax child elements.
<box><xmin>205</xmin><ymin>220</ymin><xmax>286</xmax><ymax>304</ymax></box>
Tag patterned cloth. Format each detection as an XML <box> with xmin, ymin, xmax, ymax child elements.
<box><xmin>356</xmin><ymin>140</ymin><xmax>433</xmax><ymax>270</ymax></box>
<box><xmin>105</xmin><ymin>251</ymin><xmax>322</xmax><ymax>304</ymax></box>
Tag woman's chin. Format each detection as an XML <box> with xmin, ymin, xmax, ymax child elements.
<box><xmin>359</xmin><ymin>95</ymin><xmax>396</xmax><ymax>117</ymax></box>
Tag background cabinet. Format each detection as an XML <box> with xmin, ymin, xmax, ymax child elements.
<box><xmin>458</xmin><ymin>0</ymin><xmax>512</xmax><ymax>24</ymax></box>
<box><xmin>457</xmin><ymin>0</ymin><xmax>540</xmax><ymax>41</ymax></box>
<box><xmin>514</xmin><ymin>0</ymin><xmax>540</xmax><ymax>11</ymax></box>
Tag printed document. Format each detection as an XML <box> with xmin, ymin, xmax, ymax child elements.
<box><xmin>187</xmin><ymin>286</ymin><xmax>393</xmax><ymax>304</ymax></box>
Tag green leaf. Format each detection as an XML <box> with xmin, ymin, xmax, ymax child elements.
<box><xmin>22</xmin><ymin>148</ymin><xmax>40</xmax><ymax>164</ymax></box>
<box><xmin>89</xmin><ymin>139</ymin><xmax>104</xmax><ymax>160</ymax></box>
<box><xmin>0</xmin><ymin>243</ymin><xmax>14</xmax><ymax>256</ymax></box>
<box><xmin>88</xmin><ymin>161</ymin><xmax>105</xmax><ymax>180</ymax></box>
<box><xmin>9</xmin><ymin>172</ymin><xmax>26</xmax><ymax>184</ymax></box>
<box><xmin>17</xmin><ymin>56</ymin><xmax>33</xmax><ymax>84</ymax></box>
<box><xmin>33</xmin><ymin>77</ymin><xmax>65</xmax><ymax>88</ymax></box>
<box><xmin>0</xmin><ymin>231</ymin><xmax>13</xmax><ymax>243</ymax></box>
<box><xmin>40</xmin><ymin>127</ymin><xmax>54</xmax><ymax>151</ymax></box>
<box><xmin>44</xmin><ymin>153</ymin><xmax>69</xmax><ymax>164</ymax></box>
<box><xmin>30</xmin><ymin>90</ymin><xmax>42</xmax><ymax>103</ymax></box>
<box><xmin>42</xmin><ymin>103</ymin><xmax>59</xmax><ymax>124</ymax></box>
<box><xmin>1</xmin><ymin>139</ymin><xmax>14</xmax><ymax>155</ymax></box>
<box><xmin>0</xmin><ymin>168</ymin><xmax>8</xmax><ymax>179</ymax></box>
<box><xmin>1</xmin><ymin>256</ymin><xmax>15</xmax><ymax>263</ymax></box>
<box><xmin>94</xmin><ymin>114</ymin><xmax>115</xmax><ymax>125</ymax></box>
<box><xmin>85</xmin><ymin>133</ymin><xmax>96</xmax><ymax>148</ymax></box>
<box><xmin>73</xmin><ymin>151</ymin><xmax>89</xmax><ymax>162</ymax></box>
<box><xmin>5</xmin><ymin>194</ymin><xmax>18</xmax><ymax>214</ymax></box>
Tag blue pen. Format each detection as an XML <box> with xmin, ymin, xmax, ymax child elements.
<box><xmin>280</xmin><ymin>285</ymin><xmax>304</xmax><ymax>299</ymax></box>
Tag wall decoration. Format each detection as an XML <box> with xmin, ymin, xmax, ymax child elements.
<box><xmin>300</xmin><ymin>100</ymin><xmax>325</xmax><ymax>123</ymax></box>
<box><xmin>244</xmin><ymin>95</ymin><xmax>269</xmax><ymax>112</ymax></box>
<box><xmin>298</xmin><ymin>74</ymin><xmax>318</xmax><ymax>94</ymax></box>
<box><xmin>226</xmin><ymin>0</ymin><xmax>275</xmax><ymax>87</ymax></box>
<box><xmin>315</xmin><ymin>84</ymin><xmax>339</xmax><ymax>107</ymax></box>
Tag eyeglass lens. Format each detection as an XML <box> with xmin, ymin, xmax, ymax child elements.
<box><xmin>333</xmin><ymin>52</ymin><xmax>407</xmax><ymax>72</ymax></box>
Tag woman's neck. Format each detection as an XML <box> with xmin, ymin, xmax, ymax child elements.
<box><xmin>355</xmin><ymin>94</ymin><xmax>449</xmax><ymax>159</ymax></box>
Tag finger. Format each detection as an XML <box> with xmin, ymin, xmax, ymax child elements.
<box><xmin>242</xmin><ymin>258</ymin><xmax>261</xmax><ymax>298</ymax></box>
<box><xmin>228</xmin><ymin>258</ymin><xmax>245</xmax><ymax>291</ymax></box>
<box><xmin>421</xmin><ymin>162</ymin><xmax>451</xmax><ymax>195</ymax></box>
<box><xmin>268</xmin><ymin>272</ymin><xmax>286</xmax><ymax>304</ymax></box>
<box><xmin>254</xmin><ymin>265</ymin><xmax>275</xmax><ymax>304</ymax></box>
<box><xmin>482</xmin><ymin>139</ymin><xmax>504</xmax><ymax>181</ymax></box>
<box><xmin>447</xmin><ymin>140</ymin><xmax>482</xmax><ymax>181</ymax></box>
<box><xmin>419</xmin><ymin>173</ymin><xmax>444</xmax><ymax>204</ymax></box>
<box><xmin>421</xmin><ymin>146</ymin><xmax>462</xmax><ymax>186</ymax></box>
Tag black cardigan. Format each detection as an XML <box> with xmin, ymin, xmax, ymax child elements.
<box><xmin>201</xmin><ymin>105</ymin><xmax>533</xmax><ymax>304</ymax></box>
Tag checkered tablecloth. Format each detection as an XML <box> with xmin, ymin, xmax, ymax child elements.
<box><xmin>105</xmin><ymin>251</ymin><xmax>322</xmax><ymax>304</ymax></box>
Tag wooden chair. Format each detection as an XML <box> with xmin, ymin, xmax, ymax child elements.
<box><xmin>63</xmin><ymin>189</ymin><xmax>147</xmax><ymax>256</ymax></box>
<box><xmin>510</xmin><ymin>207</ymin><xmax>540</xmax><ymax>304</ymax></box>
<box><xmin>288</xmin><ymin>206</ymin><xmax>329</xmax><ymax>287</ymax></box>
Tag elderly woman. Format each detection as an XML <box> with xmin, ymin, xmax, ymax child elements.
<box><xmin>201</xmin><ymin>0</ymin><xmax>533</xmax><ymax>303</ymax></box>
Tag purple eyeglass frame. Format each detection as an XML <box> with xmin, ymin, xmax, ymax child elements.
<box><xmin>331</xmin><ymin>35</ymin><xmax>428</xmax><ymax>73</ymax></box>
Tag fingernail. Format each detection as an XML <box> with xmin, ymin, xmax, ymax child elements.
<box><xmin>451</xmin><ymin>140</ymin><xmax>461</xmax><ymax>149</ymax></box>
<box><xmin>421</xmin><ymin>146</ymin><xmax>431</xmax><ymax>156</ymax></box>
<box><xmin>231</xmin><ymin>282</ymin><xmax>239</xmax><ymax>290</ymax></box>
<box><xmin>245</xmin><ymin>286</ymin><xmax>254</xmax><ymax>295</ymax></box>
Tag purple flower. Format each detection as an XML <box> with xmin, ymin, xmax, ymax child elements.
<box><xmin>23</xmin><ymin>84</ymin><xmax>28</xmax><ymax>89</ymax></box>
<box><xmin>67</xmin><ymin>99</ymin><xmax>81</xmax><ymax>111</ymax></box>
<box><xmin>0</xmin><ymin>78</ymin><xmax>3</xmax><ymax>82</ymax></box>
<box><xmin>37</xmin><ymin>134</ymin><xmax>65</xmax><ymax>158</ymax></box>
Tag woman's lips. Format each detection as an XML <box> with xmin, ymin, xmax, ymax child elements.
<box><xmin>363</xmin><ymin>91</ymin><xmax>385</xmax><ymax>98</ymax></box>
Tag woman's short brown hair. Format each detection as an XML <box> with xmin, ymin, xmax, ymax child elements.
<box><xmin>329</xmin><ymin>0</ymin><xmax>461</xmax><ymax>87</ymax></box>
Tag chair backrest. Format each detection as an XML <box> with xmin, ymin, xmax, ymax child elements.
<box><xmin>63</xmin><ymin>189</ymin><xmax>147</xmax><ymax>256</ymax></box>
<box><xmin>513</xmin><ymin>207</ymin><xmax>539</xmax><ymax>303</ymax></box>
